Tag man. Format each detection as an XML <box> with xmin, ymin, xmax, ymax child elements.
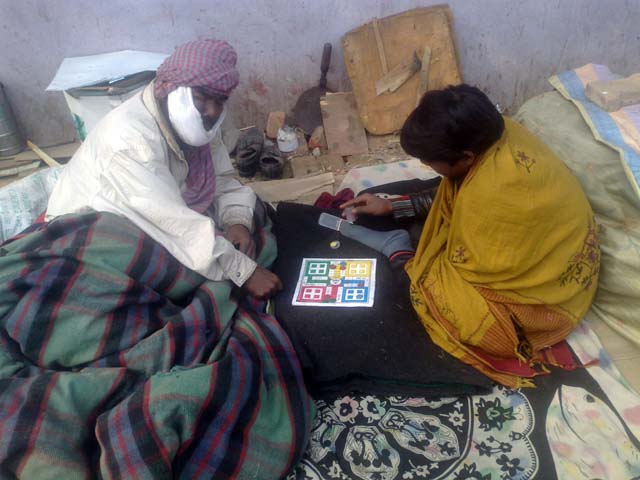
<box><xmin>47</xmin><ymin>39</ymin><xmax>282</xmax><ymax>299</ymax></box>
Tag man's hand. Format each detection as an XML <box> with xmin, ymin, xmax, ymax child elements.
<box><xmin>340</xmin><ymin>194</ymin><xmax>393</xmax><ymax>217</ymax></box>
<box><xmin>244</xmin><ymin>266</ymin><xmax>283</xmax><ymax>299</ymax></box>
<box><xmin>225</xmin><ymin>224</ymin><xmax>256</xmax><ymax>259</ymax></box>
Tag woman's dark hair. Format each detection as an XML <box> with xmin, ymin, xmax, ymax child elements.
<box><xmin>400</xmin><ymin>84</ymin><xmax>504</xmax><ymax>164</ymax></box>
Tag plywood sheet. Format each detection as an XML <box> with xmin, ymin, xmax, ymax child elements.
<box><xmin>342</xmin><ymin>6</ymin><xmax>462</xmax><ymax>134</ymax></box>
<box><xmin>320</xmin><ymin>92</ymin><xmax>369</xmax><ymax>156</ymax></box>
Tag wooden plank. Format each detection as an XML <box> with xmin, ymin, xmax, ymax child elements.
<box><xmin>375</xmin><ymin>51</ymin><xmax>421</xmax><ymax>96</ymax></box>
<box><xmin>12</xmin><ymin>142</ymin><xmax>80</xmax><ymax>163</ymax></box>
<box><xmin>26</xmin><ymin>140</ymin><xmax>62</xmax><ymax>168</ymax></box>
<box><xmin>320</xmin><ymin>92</ymin><xmax>369</xmax><ymax>156</ymax></box>
<box><xmin>372</xmin><ymin>18</ymin><xmax>388</xmax><ymax>75</ymax></box>
<box><xmin>342</xmin><ymin>6</ymin><xmax>462</xmax><ymax>134</ymax></box>
<box><xmin>0</xmin><ymin>157</ymin><xmax>34</xmax><ymax>170</ymax></box>
<box><xmin>416</xmin><ymin>46</ymin><xmax>432</xmax><ymax>106</ymax></box>
<box><xmin>248</xmin><ymin>173</ymin><xmax>334</xmax><ymax>203</ymax></box>
<box><xmin>0</xmin><ymin>161</ymin><xmax>40</xmax><ymax>178</ymax></box>
<box><xmin>0</xmin><ymin>165</ymin><xmax>48</xmax><ymax>189</ymax></box>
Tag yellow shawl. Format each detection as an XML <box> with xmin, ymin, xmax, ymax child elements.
<box><xmin>405</xmin><ymin>118</ymin><xmax>599</xmax><ymax>387</ymax></box>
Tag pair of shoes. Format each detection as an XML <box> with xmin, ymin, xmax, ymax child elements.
<box><xmin>235</xmin><ymin>128</ymin><xmax>285</xmax><ymax>179</ymax></box>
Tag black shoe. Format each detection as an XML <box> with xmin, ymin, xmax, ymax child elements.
<box><xmin>259</xmin><ymin>143</ymin><xmax>285</xmax><ymax>179</ymax></box>
<box><xmin>235</xmin><ymin>127</ymin><xmax>264</xmax><ymax>177</ymax></box>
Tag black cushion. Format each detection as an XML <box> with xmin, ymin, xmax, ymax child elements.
<box><xmin>272</xmin><ymin>196</ymin><xmax>491</xmax><ymax>398</ymax></box>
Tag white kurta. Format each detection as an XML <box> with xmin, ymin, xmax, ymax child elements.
<box><xmin>46</xmin><ymin>82</ymin><xmax>257</xmax><ymax>286</ymax></box>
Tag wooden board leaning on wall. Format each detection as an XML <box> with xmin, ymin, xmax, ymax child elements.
<box><xmin>342</xmin><ymin>6</ymin><xmax>462</xmax><ymax>135</ymax></box>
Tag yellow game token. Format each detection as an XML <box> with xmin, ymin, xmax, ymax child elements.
<box><xmin>330</xmin><ymin>240</ymin><xmax>341</xmax><ymax>249</ymax></box>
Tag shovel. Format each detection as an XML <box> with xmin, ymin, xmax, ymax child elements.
<box><xmin>293</xmin><ymin>43</ymin><xmax>332</xmax><ymax>135</ymax></box>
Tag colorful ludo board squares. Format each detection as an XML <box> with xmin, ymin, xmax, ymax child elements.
<box><xmin>292</xmin><ymin>258</ymin><xmax>377</xmax><ymax>307</ymax></box>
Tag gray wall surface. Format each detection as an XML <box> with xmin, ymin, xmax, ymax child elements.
<box><xmin>1</xmin><ymin>0</ymin><xmax>639</xmax><ymax>146</ymax></box>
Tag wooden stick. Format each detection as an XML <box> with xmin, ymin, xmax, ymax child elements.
<box><xmin>376</xmin><ymin>51</ymin><xmax>421</xmax><ymax>96</ymax></box>
<box><xmin>372</xmin><ymin>18</ymin><xmax>388</xmax><ymax>75</ymax></box>
<box><xmin>26</xmin><ymin>140</ymin><xmax>62</xmax><ymax>168</ymax></box>
<box><xmin>416</xmin><ymin>46</ymin><xmax>432</xmax><ymax>107</ymax></box>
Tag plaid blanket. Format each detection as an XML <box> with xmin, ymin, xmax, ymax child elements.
<box><xmin>0</xmin><ymin>212</ymin><xmax>313</xmax><ymax>479</ymax></box>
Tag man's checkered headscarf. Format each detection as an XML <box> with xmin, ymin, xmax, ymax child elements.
<box><xmin>155</xmin><ymin>39</ymin><xmax>239</xmax><ymax>99</ymax></box>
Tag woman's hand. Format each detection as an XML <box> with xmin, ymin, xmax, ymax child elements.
<box><xmin>340</xmin><ymin>194</ymin><xmax>393</xmax><ymax>217</ymax></box>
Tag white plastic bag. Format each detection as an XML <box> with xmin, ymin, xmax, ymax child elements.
<box><xmin>0</xmin><ymin>167</ymin><xmax>64</xmax><ymax>242</ymax></box>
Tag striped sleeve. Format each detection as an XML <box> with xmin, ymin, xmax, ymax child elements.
<box><xmin>391</xmin><ymin>195</ymin><xmax>416</xmax><ymax>221</ymax></box>
<box><xmin>391</xmin><ymin>189</ymin><xmax>436</xmax><ymax>222</ymax></box>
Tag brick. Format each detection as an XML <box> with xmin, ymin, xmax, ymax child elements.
<box><xmin>308</xmin><ymin>126</ymin><xmax>327</xmax><ymax>149</ymax></box>
<box><xmin>265</xmin><ymin>111</ymin><xmax>285</xmax><ymax>139</ymax></box>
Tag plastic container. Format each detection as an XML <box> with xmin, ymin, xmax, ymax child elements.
<box><xmin>277</xmin><ymin>126</ymin><xmax>299</xmax><ymax>153</ymax></box>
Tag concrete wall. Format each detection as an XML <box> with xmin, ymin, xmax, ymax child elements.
<box><xmin>1</xmin><ymin>0</ymin><xmax>639</xmax><ymax>146</ymax></box>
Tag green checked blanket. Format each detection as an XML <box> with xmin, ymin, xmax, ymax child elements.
<box><xmin>0</xmin><ymin>211</ymin><xmax>313</xmax><ymax>479</ymax></box>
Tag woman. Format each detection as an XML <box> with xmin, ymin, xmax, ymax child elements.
<box><xmin>341</xmin><ymin>84</ymin><xmax>599</xmax><ymax>387</ymax></box>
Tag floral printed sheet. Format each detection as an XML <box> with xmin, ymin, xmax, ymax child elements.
<box><xmin>288</xmin><ymin>320</ymin><xmax>640</xmax><ymax>479</ymax></box>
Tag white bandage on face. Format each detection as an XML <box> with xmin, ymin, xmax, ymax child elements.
<box><xmin>167</xmin><ymin>86</ymin><xmax>226</xmax><ymax>147</ymax></box>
